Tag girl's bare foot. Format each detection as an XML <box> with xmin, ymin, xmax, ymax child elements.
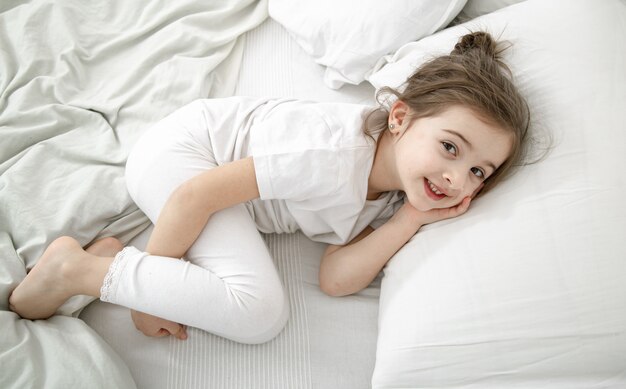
<box><xmin>8</xmin><ymin>236</ymin><xmax>121</xmax><ymax>320</ymax></box>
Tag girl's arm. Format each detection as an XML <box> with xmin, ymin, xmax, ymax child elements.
<box><xmin>145</xmin><ymin>156</ymin><xmax>260</xmax><ymax>258</ymax></box>
<box><xmin>319</xmin><ymin>197</ymin><xmax>472</xmax><ymax>297</ymax></box>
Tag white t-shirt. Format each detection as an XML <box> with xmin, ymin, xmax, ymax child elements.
<box><xmin>190</xmin><ymin>96</ymin><xmax>403</xmax><ymax>245</ymax></box>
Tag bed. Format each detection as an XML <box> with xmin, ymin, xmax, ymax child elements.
<box><xmin>1</xmin><ymin>0</ymin><xmax>625</xmax><ymax>388</ymax></box>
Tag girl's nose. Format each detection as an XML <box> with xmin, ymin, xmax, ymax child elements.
<box><xmin>443</xmin><ymin>170</ymin><xmax>466</xmax><ymax>192</ymax></box>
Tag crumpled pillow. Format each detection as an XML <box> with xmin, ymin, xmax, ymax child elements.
<box><xmin>269</xmin><ymin>0</ymin><xmax>466</xmax><ymax>89</ymax></box>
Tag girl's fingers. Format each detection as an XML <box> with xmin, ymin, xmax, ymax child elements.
<box><xmin>460</xmin><ymin>197</ymin><xmax>472</xmax><ymax>212</ymax></box>
<box><xmin>450</xmin><ymin>197</ymin><xmax>471</xmax><ymax>217</ymax></box>
<box><xmin>162</xmin><ymin>321</ymin><xmax>188</xmax><ymax>340</ymax></box>
<box><xmin>471</xmin><ymin>183</ymin><xmax>484</xmax><ymax>199</ymax></box>
<box><xmin>174</xmin><ymin>325</ymin><xmax>188</xmax><ymax>340</ymax></box>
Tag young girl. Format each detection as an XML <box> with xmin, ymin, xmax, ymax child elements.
<box><xmin>9</xmin><ymin>31</ymin><xmax>529</xmax><ymax>344</ymax></box>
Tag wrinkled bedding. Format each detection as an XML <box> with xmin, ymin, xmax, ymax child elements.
<box><xmin>0</xmin><ymin>1</ymin><xmax>267</xmax><ymax>387</ymax></box>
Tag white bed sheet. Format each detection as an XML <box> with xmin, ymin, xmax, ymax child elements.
<box><xmin>80</xmin><ymin>18</ymin><xmax>380</xmax><ymax>389</ymax></box>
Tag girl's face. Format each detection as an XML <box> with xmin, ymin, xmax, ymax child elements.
<box><xmin>390</xmin><ymin>103</ymin><xmax>513</xmax><ymax>212</ymax></box>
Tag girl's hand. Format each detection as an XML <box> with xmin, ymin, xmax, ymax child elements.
<box><xmin>418</xmin><ymin>196</ymin><xmax>473</xmax><ymax>225</ymax></box>
<box><xmin>130</xmin><ymin>309</ymin><xmax>188</xmax><ymax>340</ymax></box>
<box><xmin>391</xmin><ymin>196</ymin><xmax>472</xmax><ymax>230</ymax></box>
<box><xmin>394</xmin><ymin>183</ymin><xmax>483</xmax><ymax>228</ymax></box>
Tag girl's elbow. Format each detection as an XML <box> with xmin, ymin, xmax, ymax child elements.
<box><xmin>319</xmin><ymin>270</ymin><xmax>353</xmax><ymax>297</ymax></box>
<box><xmin>171</xmin><ymin>180</ymin><xmax>209</xmax><ymax>213</ymax></box>
<box><xmin>171</xmin><ymin>181</ymin><xmax>196</xmax><ymax>206</ymax></box>
<box><xmin>319</xmin><ymin>276</ymin><xmax>344</xmax><ymax>297</ymax></box>
<box><xmin>319</xmin><ymin>266</ymin><xmax>341</xmax><ymax>297</ymax></box>
<box><xmin>319</xmin><ymin>252</ymin><xmax>358</xmax><ymax>297</ymax></box>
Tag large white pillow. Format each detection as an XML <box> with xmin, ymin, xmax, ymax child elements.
<box><xmin>368</xmin><ymin>0</ymin><xmax>626</xmax><ymax>388</ymax></box>
<box><xmin>268</xmin><ymin>0</ymin><xmax>466</xmax><ymax>90</ymax></box>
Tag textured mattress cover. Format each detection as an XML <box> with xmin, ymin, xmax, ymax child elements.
<box><xmin>80</xmin><ymin>19</ymin><xmax>381</xmax><ymax>389</ymax></box>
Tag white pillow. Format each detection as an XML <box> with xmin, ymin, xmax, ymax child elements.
<box><xmin>368</xmin><ymin>0</ymin><xmax>626</xmax><ymax>388</ymax></box>
<box><xmin>456</xmin><ymin>0</ymin><xmax>527</xmax><ymax>22</ymax></box>
<box><xmin>268</xmin><ymin>0</ymin><xmax>466</xmax><ymax>90</ymax></box>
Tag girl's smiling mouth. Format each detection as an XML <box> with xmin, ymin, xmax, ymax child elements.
<box><xmin>424</xmin><ymin>178</ymin><xmax>447</xmax><ymax>200</ymax></box>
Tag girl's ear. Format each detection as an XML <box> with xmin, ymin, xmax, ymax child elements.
<box><xmin>389</xmin><ymin>100</ymin><xmax>410</xmax><ymax>134</ymax></box>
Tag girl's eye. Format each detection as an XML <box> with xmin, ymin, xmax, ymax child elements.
<box><xmin>442</xmin><ymin>141</ymin><xmax>457</xmax><ymax>155</ymax></box>
<box><xmin>471</xmin><ymin>167</ymin><xmax>485</xmax><ymax>179</ymax></box>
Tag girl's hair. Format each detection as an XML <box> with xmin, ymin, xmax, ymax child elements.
<box><xmin>365</xmin><ymin>31</ymin><xmax>531</xmax><ymax>195</ymax></box>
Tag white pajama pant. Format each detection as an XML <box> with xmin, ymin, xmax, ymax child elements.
<box><xmin>100</xmin><ymin>108</ymin><xmax>289</xmax><ymax>344</ymax></box>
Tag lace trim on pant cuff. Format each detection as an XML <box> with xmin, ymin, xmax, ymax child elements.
<box><xmin>100</xmin><ymin>246</ymin><xmax>135</xmax><ymax>303</ymax></box>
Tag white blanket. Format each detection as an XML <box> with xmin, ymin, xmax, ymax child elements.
<box><xmin>0</xmin><ymin>1</ymin><xmax>267</xmax><ymax>387</ymax></box>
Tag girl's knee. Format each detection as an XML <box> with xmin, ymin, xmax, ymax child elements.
<box><xmin>248</xmin><ymin>298</ymin><xmax>289</xmax><ymax>344</ymax></box>
<box><xmin>235</xmin><ymin>287</ymin><xmax>289</xmax><ymax>344</ymax></box>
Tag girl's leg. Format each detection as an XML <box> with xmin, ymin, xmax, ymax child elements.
<box><xmin>112</xmin><ymin>101</ymin><xmax>288</xmax><ymax>343</ymax></box>
<box><xmin>10</xmin><ymin>208</ymin><xmax>287</xmax><ymax>345</ymax></box>
<box><xmin>123</xmin><ymin>108</ymin><xmax>287</xmax><ymax>343</ymax></box>
<box><xmin>12</xmin><ymin>101</ymin><xmax>288</xmax><ymax>344</ymax></box>
<box><xmin>100</xmin><ymin>204</ymin><xmax>288</xmax><ymax>344</ymax></box>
